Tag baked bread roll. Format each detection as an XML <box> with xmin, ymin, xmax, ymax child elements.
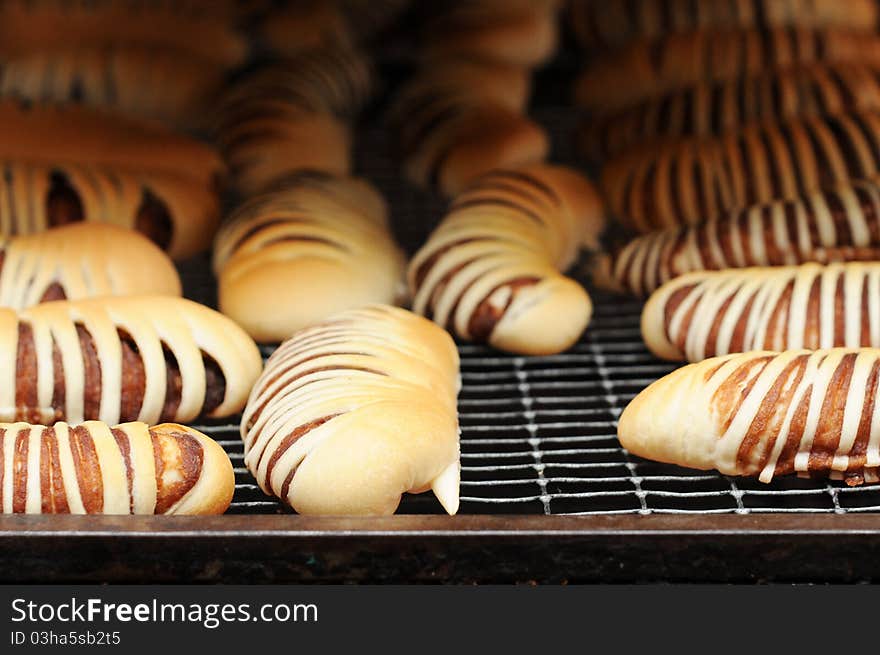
<box><xmin>584</xmin><ymin>62</ymin><xmax>880</xmax><ymax>161</ymax></box>
<box><xmin>0</xmin><ymin>160</ymin><xmax>220</xmax><ymax>259</ymax></box>
<box><xmin>602</xmin><ymin>110</ymin><xmax>880</xmax><ymax>232</ymax></box>
<box><xmin>0</xmin><ymin>296</ymin><xmax>262</xmax><ymax>426</ymax></box>
<box><xmin>214</xmin><ymin>48</ymin><xmax>371</xmax><ymax>196</ymax></box>
<box><xmin>409</xmin><ymin>164</ymin><xmax>602</xmax><ymax>355</ymax></box>
<box><xmin>569</xmin><ymin>0</ymin><xmax>879</xmax><ymax>51</ymax></box>
<box><xmin>575</xmin><ymin>28</ymin><xmax>880</xmax><ymax>112</ymax></box>
<box><xmin>598</xmin><ymin>178</ymin><xmax>880</xmax><ymax>296</ymax></box>
<box><xmin>0</xmin><ymin>420</ymin><xmax>233</xmax><ymax>514</ymax></box>
<box><xmin>618</xmin><ymin>348</ymin><xmax>880</xmax><ymax>485</ymax></box>
<box><xmin>0</xmin><ymin>223</ymin><xmax>180</xmax><ymax>308</ymax></box>
<box><xmin>241</xmin><ymin>304</ymin><xmax>460</xmax><ymax>516</ymax></box>
<box><xmin>642</xmin><ymin>262</ymin><xmax>880</xmax><ymax>362</ymax></box>
<box><xmin>214</xmin><ymin>173</ymin><xmax>404</xmax><ymax>343</ymax></box>
<box><xmin>389</xmin><ymin>67</ymin><xmax>548</xmax><ymax>197</ymax></box>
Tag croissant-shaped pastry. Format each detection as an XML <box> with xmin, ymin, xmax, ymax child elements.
<box><xmin>241</xmin><ymin>304</ymin><xmax>460</xmax><ymax>516</ymax></box>
<box><xmin>575</xmin><ymin>28</ymin><xmax>880</xmax><ymax>112</ymax></box>
<box><xmin>619</xmin><ymin>348</ymin><xmax>880</xmax><ymax>485</ymax></box>
<box><xmin>0</xmin><ymin>295</ymin><xmax>262</xmax><ymax>426</ymax></box>
<box><xmin>584</xmin><ymin>62</ymin><xmax>880</xmax><ymax>161</ymax></box>
<box><xmin>214</xmin><ymin>173</ymin><xmax>404</xmax><ymax>342</ymax></box>
<box><xmin>255</xmin><ymin>0</ymin><xmax>354</xmax><ymax>56</ymax></box>
<box><xmin>0</xmin><ymin>160</ymin><xmax>220</xmax><ymax>259</ymax></box>
<box><xmin>214</xmin><ymin>48</ymin><xmax>371</xmax><ymax>196</ymax></box>
<box><xmin>409</xmin><ymin>163</ymin><xmax>602</xmax><ymax>355</ymax></box>
<box><xmin>0</xmin><ymin>421</ymin><xmax>233</xmax><ymax>514</ymax></box>
<box><xmin>0</xmin><ymin>223</ymin><xmax>180</xmax><ymax>308</ymax></box>
<box><xmin>643</xmin><ymin>262</ymin><xmax>880</xmax><ymax>362</ymax></box>
<box><xmin>568</xmin><ymin>0</ymin><xmax>878</xmax><ymax>51</ymax></box>
<box><xmin>602</xmin><ymin>110</ymin><xmax>880</xmax><ymax>231</ymax></box>
<box><xmin>598</xmin><ymin>178</ymin><xmax>880</xmax><ymax>296</ymax></box>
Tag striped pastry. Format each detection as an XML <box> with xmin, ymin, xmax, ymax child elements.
<box><xmin>0</xmin><ymin>421</ymin><xmax>233</xmax><ymax>514</ymax></box>
<box><xmin>0</xmin><ymin>223</ymin><xmax>180</xmax><ymax>308</ymax></box>
<box><xmin>569</xmin><ymin>0</ymin><xmax>878</xmax><ymax>51</ymax></box>
<box><xmin>409</xmin><ymin>163</ymin><xmax>603</xmax><ymax>355</ymax></box>
<box><xmin>0</xmin><ymin>160</ymin><xmax>220</xmax><ymax>259</ymax></box>
<box><xmin>214</xmin><ymin>48</ymin><xmax>372</xmax><ymax>196</ymax></box>
<box><xmin>601</xmin><ymin>110</ymin><xmax>880</xmax><ymax>232</ymax></box>
<box><xmin>575</xmin><ymin>27</ymin><xmax>880</xmax><ymax>112</ymax></box>
<box><xmin>597</xmin><ymin>178</ymin><xmax>880</xmax><ymax>296</ymax></box>
<box><xmin>241</xmin><ymin>304</ymin><xmax>460</xmax><ymax>516</ymax></box>
<box><xmin>584</xmin><ymin>62</ymin><xmax>880</xmax><ymax>161</ymax></box>
<box><xmin>214</xmin><ymin>173</ymin><xmax>404</xmax><ymax>342</ymax></box>
<box><xmin>642</xmin><ymin>262</ymin><xmax>880</xmax><ymax>361</ymax></box>
<box><xmin>618</xmin><ymin>348</ymin><xmax>880</xmax><ymax>485</ymax></box>
<box><xmin>0</xmin><ymin>296</ymin><xmax>262</xmax><ymax>426</ymax></box>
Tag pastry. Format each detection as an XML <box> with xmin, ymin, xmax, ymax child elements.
<box><xmin>0</xmin><ymin>223</ymin><xmax>181</xmax><ymax>308</ymax></box>
<box><xmin>214</xmin><ymin>173</ymin><xmax>405</xmax><ymax>342</ymax></box>
<box><xmin>618</xmin><ymin>348</ymin><xmax>880</xmax><ymax>485</ymax></box>
<box><xmin>409</xmin><ymin>163</ymin><xmax>603</xmax><ymax>355</ymax></box>
<box><xmin>642</xmin><ymin>262</ymin><xmax>880</xmax><ymax>361</ymax></box>
<box><xmin>0</xmin><ymin>420</ymin><xmax>233</xmax><ymax>514</ymax></box>
<box><xmin>0</xmin><ymin>295</ymin><xmax>263</xmax><ymax>426</ymax></box>
<box><xmin>0</xmin><ymin>160</ymin><xmax>220</xmax><ymax>259</ymax></box>
<box><xmin>241</xmin><ymin>304</ymin><xmax>460</xmax><ymax>515</ymax></box>
<box><xmin>597</xmin><ymin>178</ymin><xmax>880</xmax><ymax>295</ymax></box>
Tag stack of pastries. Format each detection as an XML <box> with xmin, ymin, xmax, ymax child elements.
<box><xmin>573</xmin><ymin>0</ymin><xmax>880</xmax><ymax>487</ymax></box>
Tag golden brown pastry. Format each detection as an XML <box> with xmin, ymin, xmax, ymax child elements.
<box><xmin>569</xmin><ymin>0</ymin><xmax>879</xmax><ymax>51</ymax></box>
<box><xmin>642</xmin><ymin>262</ymin><xmax>880</xmax><ymax>362</ymax></box>
<box><xmin>618</xmin><ymin>348</ymin><xmax>880</xmax><ymax>485</ymax></box>
<box><xmin>255</xmin><ymin>0</ymin><xmax>354</xmax><ymax>55</ymax></box>
<box><xmin>214</xmin><ymin>173</ymin><xmax>405</xmax><ymax>342</ymax></box>
<box><xmin>214</xmin><ymin>48</ymin><xmax>372</xmax><ymax>196</ymax></box>
<box><xmin>597</xmin><ymin>178</ymin><xmax>880</xmax><ymax>296</ymax></box>
<box><xmin>584</xmin><ymin>62</ymin><xmax>880</xmax><ymax>161</ymax></box>
<box><xmin>601</xmin><ymin>110</ymin><xmax>880</xmax><ymax>232</ymax></box>
<box><xmin>0</xmin><ymin>224</ymin><xmax>181</xmax><ymax>308</ymax></box>
<box><xmin>409</xmin><ymin>163</ymin><xmax>603</xmax><ymax>355</ymax></box>
<box><xmin>0</xmin><ymin>160</ymin><xmax>220</xmax><ymax>259</ymax></box>
<box><xmin>575</xmin><ymin>28</ymin><xmax>880</xmax><ymax>112</ymax></box>
<box><xmin>0</xmin><ymin>296</ymin><xmax>263</xmax><ymax>426</ymax></box>
<box><xmin>0</xmin><ymin>420</ymin><xmax>233</xmax><ymax>514</ymax></box>
<box><xmin>388</xmin><ymin>65</ymin><xmax>548</xmax><ymax>197</ymax></box>
<box><xmin>241</xmin><ymin>304</ymin><xmax>460</xmax><ymax>516</ymax></box>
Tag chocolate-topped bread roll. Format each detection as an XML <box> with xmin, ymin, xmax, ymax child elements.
<box><xmin>0</xmin><ymin>421</ymin><xmax>234</xmax><ymax>514</ymax></box>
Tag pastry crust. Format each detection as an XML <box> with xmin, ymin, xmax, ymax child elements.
<box><xmin>0</xmin><ymin>296</ymin><xmax>262</xmax><ymax>426</ymax></box>
<box><xmin>409</xmin><ymin>163</ymin><xmax>602</xmax><ymax>355</ymax></box>
<box><xmin>600</xmin><ymin>178</ymin><xmax>880</xmax><ymax>296</ymax></box>
<box><xmin>0</xmin><ymin>420</ymin><xmax>233</xmax><ymax>514</ymax></box>
<box><xmin>241</xmin><ymin>304</ymin><xmax>460</xmax><ymax>516</ymax></box>
<box><xmin>0</xmin><ymin>160</ymin><xmax>220</xmax><ymax>259</ymax></box>
<box><xmin>215</xmin><ymin>173</ymin><xmax>405</xmax><ymax>342</ymax></box>
<box><xmin>569</xmin><ymin>0</ymin><xmax>878</xmax><ymax>51</ymax></box>
<box><xmin>601</xmin><ymin>110</ymin><xmax>880</xmax><ymax>231</ymax></box>
<box><xmin>0</xmin><ymin>223</ymin><xmax>181</xmax><ymax>308</ymax></box>
<box><xmin>618</xmin><ymin>348</ymin><xmax>880</xmax><ymax>485</ymax></box>
<box><xmin>575</xmin><ymin>27</ymin><xmax>880</xmax><ymax>112</ymax></box>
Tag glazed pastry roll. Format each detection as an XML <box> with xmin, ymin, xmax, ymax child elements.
<box><xmin>0</xmin><ymin>421</ymin><xmax>233</xmax><ymax>514</ymax></box>
<box><xmin>575</xmin><ymin>27</ymin><xmax>880</xmax><ymax>112</ymax></box>
<box><xmin>0</xmin><ymin>295</ymin><xmax>262</xmax><ymax>426</ymax></box>
<box><xmin>0</xmin><ymin>223</ymin><xmax>180</xmax><ymax>308</ymax></box>
<box><xmin>643</xmin><ymin>262</ymin><xmax>880</xmax><ymax>361</ymax></box>
<box><xmin>568</xmin><ymin>0</ymin><xmax>878</xmax><ymax>51</ymax></box>
<box><xmin>598</xmin><ymin>178</ymin><xmax>880</xmax><ymax>296</ymax></box>
<box><xmin>618</xmin><ymin>348</ymin><xmax>880</xmax><ymax>485</ymax></box>
<box><xmin>214</xmin><ymin>173</ymin><xmax>405</xmax><ymax>342</ymax></box>
<box><xmin>241</xmin><ymin>304</ymin><xmax>460</xmax><ymax>516</ymax></box>
<box><xmin>409</xmin><ymin>163</ymin><xmax>603</xmax><ymax>355</ymax></box>
<box><xmin>602</xmin><ymin>110</ymin><xmax>880</xmax><ymax>231</ymax></box>
<box><xmin>584</xmin><ymin>62</ymin><xmax>880</xmax><ymax>161</ymax></box>
<box><xmin>0</xmin><ymin>160</ymin><xmax>220</xmax><ymax>259</ymax></box>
